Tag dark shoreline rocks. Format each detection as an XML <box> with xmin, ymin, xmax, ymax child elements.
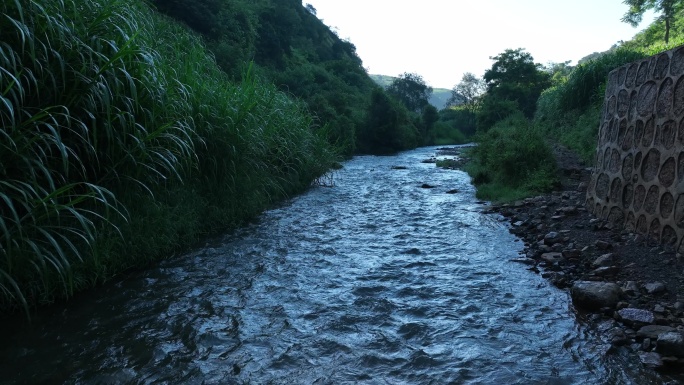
<box><xmin>434</xmin><ymin>144</ymin><xmax>684</xmax><ymax>379</ymax></box>
<box><xmin>486</xmin><ymin>169</ymin><xmax>684</xmax><ymax>377</ymax></box>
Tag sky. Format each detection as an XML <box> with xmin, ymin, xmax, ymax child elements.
<box><xmin>303</xmin><ymin>0</ymin><xmax>657</xmax><ymax>89</ymax></box>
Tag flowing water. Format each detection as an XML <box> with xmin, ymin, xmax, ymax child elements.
<box><xmin>0</xmin><ymin>146</ymin><xmax>672</xmax><ymax>384</ymax></box>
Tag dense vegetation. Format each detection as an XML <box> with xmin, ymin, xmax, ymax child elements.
<box><xmin>0</xmin><ymin>0</ymin><xmax>469</xmax><ymax>315</ymax></box>
<box><xmin>0</xmin><ymin>0</ymin><xmax>344</xmax><ymax>314</ymax></box>
<box><xmin>5</xmin><ymin>0</ymin><xmax>679</xmax><ymax>314</ymax></box>
<box><xmin>150</xmin><ymin>0</ymin><xmax>444</xmax><ymax>155</ymax></box>
<box><xmin>464</xmin><ymin>11</ymin><xmax>684</xmax><ymax>202</ymax></box>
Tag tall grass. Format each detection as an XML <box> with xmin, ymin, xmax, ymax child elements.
<box><xmin>552</xmin><ymin>48</ymin><xmax>645</xmax><ymax>112</ymax></box>
<box><xmin>1</xmin><ymin>0</ymin><xmax>336</xmax><ymax>314</ymax></box>
<box><xmin>535</xmin><ymin>22</ymin><xmax>684</xmax><ymax>166</ymax></box>
<box><xmin>534</xmin><ymin>48</ymin><xmax>649</xmax><ymax>166</ymax></box>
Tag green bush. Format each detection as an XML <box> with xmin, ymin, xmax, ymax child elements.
<box><xmin>431</xmin><ymin>122</ymin><xmax>467</xmax><ymax>145</ymax></box>
<box><xmin>467</xmin><ymin>114</ymin><xmax>558</xmax><ymax>202</ymax></box>
<box><xmin>476</xmin><ymin>97</ymin><xmax>520</xmax><ymax>132</ymax></box>
<box><xmin>437</xmin><ymin>107</ymin><xmax>477</xmax><ymax>138</ymax></box>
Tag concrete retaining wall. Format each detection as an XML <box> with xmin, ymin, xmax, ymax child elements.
<box><xmin>587</xmin><ymin>45</ymin><xmax>684</xmax><ymax>252</ymax></box>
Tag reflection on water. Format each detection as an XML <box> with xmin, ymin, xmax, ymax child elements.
<box><xmin>0</xmin><ymin>146</ymin><xmax>669</xmax><ymax>384</ymax></box>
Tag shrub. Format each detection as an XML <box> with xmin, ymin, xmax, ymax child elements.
<box><xmin>467</xmin><ymin>114</ymin><xmax>558</xmax><ymax>201</ymax></box>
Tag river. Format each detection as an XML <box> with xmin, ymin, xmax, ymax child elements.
<box><xmin>0</xmin><ymin>146</ymin><xmax>671</xmax><ymax>384</ymax></box>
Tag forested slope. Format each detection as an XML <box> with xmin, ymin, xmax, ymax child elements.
<box><xmin>153</xmin><ymin>0</ymin><xmax>424</xmax><ymax>155</ymax></box>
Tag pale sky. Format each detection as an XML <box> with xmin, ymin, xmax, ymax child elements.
<box><xmin>304</xmin><ymin>0</ymin><xmax>657</xmax><ymax>89</ymax></box>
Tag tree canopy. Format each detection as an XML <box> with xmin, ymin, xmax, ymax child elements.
<box><xmin>622</xmin><ymin>0</ymin><xmax>684</xmax><ymax>43</ymax></box>
<box><xmin>448</xmin><ymin>72</ymin><xmax>485</xmax><ymax>112</ymax></box>
<box><xmin>386</xmin><ymin>72</ymin><xmax>433</xmax><ymax>113</ymax></box>
<box><xmin>481</xmin><ymin>48</ymin><xmax>550</xmax><ymax>122</ymax></box>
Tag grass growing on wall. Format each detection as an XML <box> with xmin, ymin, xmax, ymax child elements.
<box><xmin>0</xmin><ymin>0</ymin><xmax>336</xmax><ymax>314</ymax></box>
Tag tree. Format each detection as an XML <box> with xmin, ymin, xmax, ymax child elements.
<box><xmin>482</xmin><ymin>48</ymin><xmax>550</xmax><ymax>119</ymax></box>
<box><xmin>420</xmin><ymin>104</ymin><xmax>439</xmax><ymax>142</ymax></box>
<box><xmin>359</xmin><ymin>88</ymin><xmax>419</xmax><ymax>153</ymax></box>
<box><xmin>386</xmin><ymin>72</ymin><xmax>433</xmax><ymax>113</ymax></box>
<box><xmin>544</xmin><ymin>60</ymin><xmax>574</xmax><ymax>85</ymax></box>
<box><xmin>447</xmin><ymin>72</ymin><xmax>485</xmax><ymax>111</ymax></box>
<box><xmin>622</xmin><ymin>0</ymin><xmax>683</xmax><ymax>43</ymax></box>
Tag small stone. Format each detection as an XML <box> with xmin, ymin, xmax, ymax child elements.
<box><xmin>639</xmin><ymin>352</ymin><xmax>663</xmax><ymax>368</ymax></box>
<box><xmin>562</xmin><ymin>249</ymin><xmax>581</xmax><ymax>259</ymax></box>
<box><xmin>540</xmin><ymin>252</ymin><xmax>564</xmax><ymax>264</ymax></box>
<box><xmin>591</xmin><ymin>266</ymin><xmax>619</xmax><ymax>277</ymax></box>
<box><xmin>621</xmin><ymin>281</ymin><xmax>640</xmax><ymax>296</ymax></box>
<box><xmin>645</xmin><ymin>282</ymin><xmax>666</xmax><ymax>294</ymax></box>
<box><xmin>544</xmin><ymin>232</ymin><xmax>559</xmax><ymax>245</ymax></box>
<box><xmin>607</xmin><ymin>327</ymin><xmax>629</xmax><ymax>346</ymax></box>
<box><xmin>642</xmin><ymin>338</ymin><xmax>652</xmax><ymax>350</ymax></box>
<box><xmin>446</xmin><ymin>189</ymin><xmax>459</xmax><ymax>194</ymax></box>
<box><xmin>593</xmin><ymin>253</ymin><xmax>613</xmax><ymax>267</ymax></box>
<box><xmin>656</xmin><ymin>332</ymin><xmax>684</xmax><ymax>357</ymax></box>
<box><xmin>595</xmin><ymin>240</ymin><xmax>612</xmax><ymax>250</ymax></box>
<box><xmin>654</xmin><ymin>304</ymin><xmax>666</xmax><ymax>313</ymax></box>
<box><xmin>618</xmin><ymin>308</ymin><xmax>655</xmax><ymax>325</ymax></box>
<box><xmin>421</xmin><ymin>183</ymin><xmax>435</xmax><ymax>189</ymax></box>
<box><xmin>637</xmin><ymin>325</ymin><xmax>676</xmax><ymax>339</ymax></box>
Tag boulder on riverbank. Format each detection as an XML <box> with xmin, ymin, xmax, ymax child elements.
<box><xmin>570</xmin><ymin>281</ymin><xmax>621</xmax><ymax>310</ymax></box>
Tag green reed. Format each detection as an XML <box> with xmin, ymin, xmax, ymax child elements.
<box><xmin>1</xmin><ymin>0</ymin><xmax>336</xmax><ymax>315</ymax></box>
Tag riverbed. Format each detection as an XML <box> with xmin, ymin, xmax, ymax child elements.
<box><xmin>0</xmin><ymin>146</ymin><xmax>668</xmax><ymax>384</ymax></box>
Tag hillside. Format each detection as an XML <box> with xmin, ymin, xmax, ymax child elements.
<box><xmin>152</xmin><ymin>0</ymin><xmax>416</xmax><ymax>156</ymax></box>
<box><xmin>430</xmin><ymin>88</ymin><xmax>452</xmax><ymax>110</ymax></box>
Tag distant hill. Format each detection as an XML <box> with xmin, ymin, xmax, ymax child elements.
<box><xmin>370</xmin><ymin>74</ymin><xmax>452</xmax><ymax>110</ymax></box>
<box><xmin>430</xmin><ymin>88</ymin><xmax>451</xmax><ymax>110</ymax></box>
<box><xmin>369</xmin><ymin>74</ymin><xmax>395</xmax><ymax>88</ymax></box>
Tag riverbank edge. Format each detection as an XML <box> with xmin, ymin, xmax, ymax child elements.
<box><xmin>440</xmin><ymin>145</ymin><xmax>684</xmax><ymax>380</ymax></box>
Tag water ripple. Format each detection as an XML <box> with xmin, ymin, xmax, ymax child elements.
<box><xmin>0</xmin><ymin>146</ymin><xmax>669</xmax><ymax>384</ymax></box>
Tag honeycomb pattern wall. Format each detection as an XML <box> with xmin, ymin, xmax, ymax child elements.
<box><xmin>587</xmin><ymin>45</ymin><xmax>684</xmax><ymax>253</ymax></box>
